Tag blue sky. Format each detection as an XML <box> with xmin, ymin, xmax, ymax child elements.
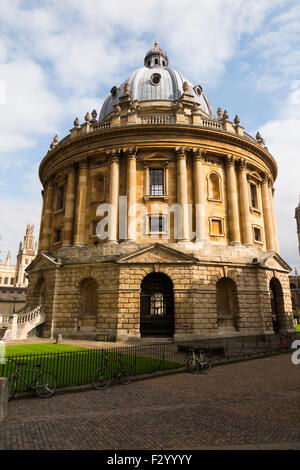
<box><xmin>0</xmin><ymin>0</ymin><xmax>299</xmax><ymax>270</ymax></box>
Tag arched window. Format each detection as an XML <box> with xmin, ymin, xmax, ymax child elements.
<box><xmin>216</xmin><ymin>277</ymin><xmax>238</xmax><ymax>331</ymax></box>
<box><xmin>207</xmin><ymin>172</ymin><xmax>222</xmax><ymax>201</ymax></box>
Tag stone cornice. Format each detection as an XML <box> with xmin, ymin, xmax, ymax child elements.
<box><xmin>39</xmin><ymin>124</ymin><xmax>278</xmax><ymax>183</ymax></box>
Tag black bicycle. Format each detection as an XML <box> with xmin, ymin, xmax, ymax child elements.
<box><xmin>92</xmin><ymin>352</ymin><xmax>133</xmax><ymax>390</ymax></box>
<box><xmin>7</xmin><ymin>357</ymin><xmax>57</xmax><ymax>401</ymax></box>
<box><xmin>183</xmin><ymin>347</ymin><xmax>211</xmax><ymax>373</ymax></box>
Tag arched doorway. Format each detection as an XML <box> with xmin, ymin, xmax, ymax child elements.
<box><xmin>216</xmin><ymin>277</ymin><xmax>238</xmax><ymax>332</ymax></box>
<box><xmin>270</xmin><ymin>278</ymin><xmax>284</xmax><ymax>333</ymax></box>
<box><xmin>140</xmin><ymin>273</ymin><xmax>174</xmax><ymax>337</ymax></box>
<box><xmin>79</xmin><ymin>278</ymin><xmax>98</xmax><ymax>331</ymax></box>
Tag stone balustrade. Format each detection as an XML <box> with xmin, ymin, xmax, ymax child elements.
<box><xmin>0</xmin><ymin>305</ymin><xmax>45</xmax><ymax>340</ymax></box>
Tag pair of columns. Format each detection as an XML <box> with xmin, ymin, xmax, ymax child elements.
<box><xmin>225</xmin><ymin>155</ymin><xmax>278</xmax><ymax>251</ymax></box>
<box><xmin>38</xmin><ymin>149</ymin><xmax>279</xmax><ymax>252</ymax></box>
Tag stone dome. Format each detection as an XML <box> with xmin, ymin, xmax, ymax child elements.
<box><xmin>99</xmin><ymin>43</ymin><xmax>214</xmax><ymax>121</ymax></box>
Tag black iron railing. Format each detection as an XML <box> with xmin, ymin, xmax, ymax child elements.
<box><xmin>1</xmin><ymin>332</ymin><xmax>298</xmax><ymax>396</ymax></box>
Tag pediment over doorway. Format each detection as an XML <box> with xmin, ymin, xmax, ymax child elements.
<box><xmin>117</xmin><ymin>243</ymin><xmax>198</xmax><ymax>264</ymax></box>
<box><xmin>252</xmin><ymin>251</ymin><xmax>291</xmax><ymax>272</ymax></box>
<box><xmin>26</xmin><ymin>253</ymin><xmax>62</xmax><ymax>273</ymax></box>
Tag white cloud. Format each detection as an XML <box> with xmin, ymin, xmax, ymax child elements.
<box><xmin>260</xmin><ymin>87</ymin><xmax>300</xmax><ymax>267</ymax></box>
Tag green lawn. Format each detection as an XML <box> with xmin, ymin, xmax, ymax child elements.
<box><xmin>296</xmin><ymin>324</ymin><xmax>300</xmax><ymax>332</ymax></box>
<box><xmin>4</xmin><ymin>343</ymin><xmax>87</xmax><ymax>356</ymax></box>
<box><xmin>0</xmin><ymin>343</ymin><xmax>180</xmax><ymax>394</ymax></box>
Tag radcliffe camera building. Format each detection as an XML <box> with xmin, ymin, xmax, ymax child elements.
<box><xmin>26</xmin><ymin>43</ymin><xmax>294</xmax><ymax>341</ymax></box>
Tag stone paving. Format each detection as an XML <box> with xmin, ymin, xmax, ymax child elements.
<box><xmin>1</xmin><ymin>353</ymin><xmax>300</xmax><ymax>450</ymax></box>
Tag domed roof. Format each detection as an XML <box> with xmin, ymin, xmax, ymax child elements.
<box><xmin>99</xmin><ymin>43</ymin><xmax>214</xmax><ymax>121</ymax></box>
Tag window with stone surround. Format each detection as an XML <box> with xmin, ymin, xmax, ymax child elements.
<box><xmin>143</xmin><ymin>161</ymin><xmax>169</xmax><ymax>202</ymax></box>
<box><xmin>145</xmin><ymin>213</ymin><xmax>168</xmax><ymax>236</ymax></box>
<box><xmin>209</xmin><ymin>217</ymin><xmax>224</xmax><ymax>237</ymax></box>
<box><xmin>57</xmin><ymin>185</ymin><xmax>65</xmax><ymax>211</ymax></box>
<box><xmin>150</xmin><ymin>169</ymin><xmax>164</xmax><ymax>195</ymax></box>
<box><xmin>252</xmin><ymin>225</ymin><xmax>263</xmax><ymax>244</ymax></box>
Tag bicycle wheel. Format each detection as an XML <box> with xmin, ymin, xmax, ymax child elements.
<box><xmin>92</xmin><ymin>367</ymin><xmax>111</xmax><ymax>390</ymax></box>
<box><xmin>190</xmin><ymin>363</ymin><xmax>200</xmax><ymax>374</ymax></box>
<box><xmin>8</xmin><ymin>375</ymin><xmax>17</xmax><ymax>401</ymax></box>
<box><xmin>119</xmin><ymin>365</ymin><xmax>133</xmax><ymax>385</ymax></box>
<box><xmin>203</xmin><ymin>361</ymin><xmax>212</xmax><ymax>370</ymax></box>
<box><xmin>36</xmin><ymin>372</ymin><xmax>57</xmax><ymax>398</ymax></box>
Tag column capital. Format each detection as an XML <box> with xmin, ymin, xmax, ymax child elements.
<box><xmin>66</xmin><ymin>162</ymin><xmax>76</xmax><ymax>173</ymax></box>
<box><xmin>237</xmin><ymin>158</ymin><xmax>247</xmax><ymax>171</ymax></box>
<box><xmin>78</xmin><ymin>158</ymin><xmax>88</xmax><ymax>170</ymax></box>
<box><xmin>125</xmin><ymin>147</ymin><xmax>138</xmax><ymax>160</ymax></box>
<box><xmin>175</xmin><ymin>146</ymin><xmax>187</xmax><ymax>160</ymax></box>
<box><xmin>261</xmin><ymin>172</ymin><xmax>269</xmax><ymax>183</ymax></box>
<box><xmin>224</xmin><ymin>153</ymin><xmax>236</xmax><ymax>167</ymax></box>
<box><xmin>191</xmin><ymin>147</ymin><xmax>205</xmax><ymax>161</ymax></box>
<box><xmin>107</xmin><ymin>149</ymin><xmax>121</xmax><ymax>164</ymax></box>
<box><xmin>44</xmin><ymin>176</ymin><xmax>55</xmax><ymax>189</ymax></box>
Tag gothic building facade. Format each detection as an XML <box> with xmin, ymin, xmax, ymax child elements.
<box><xmin>26</xmin><ymin>43</ymin><xmax>294</xmax><ymax>341</ymax></box>
<box><xmin>0</xmin><ymin>226</ymin><xmax>37</xmax><ymax>289</ymax></box>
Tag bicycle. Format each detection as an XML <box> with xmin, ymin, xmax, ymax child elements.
<box><xmin>7</xmin><ymin>357</ymin><xmax>57</xmax><ymax>401</ymax></box>
<box><xmin>183</xmin><ymin>347</ymin><xmax>211</xmax><ymax>373</ymax></box>
<box><xmin>276</xmin><ymin>335</ymin><xmax>293</xmax><ymax>352</ymax></box>
<box><xmin>92</xmin><ymin>352</ymin><xmax>133</xmax><ymax>390</ymax></box>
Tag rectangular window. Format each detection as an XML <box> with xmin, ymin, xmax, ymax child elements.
<box><xmin>254</xmin><ymin>227</ymin><xmax>262</xmax><ymax>242</ymax></box>
<box><xmin>57</xmin><ymin>186</ymin><xmax>65</xmax><ymax>210</ymax></box>
<box><xmin>150</xmin><ymin>169</ymin><xmax>164</xmax><ymax>195</ymax></box>
<box><xmin>54</xmin><ymin>228</ymin><xmax>62</xmax><ymax>243</ymax></box>
<box><xmin>210</xmin><ymin>219</ymin><xmax>223</xmax><ymax>236</ymax></box>
<box><xmin>149</xmin><ymin>215</ymin><xmax>165</xmax><ymax>233</ymax></box>
<box><xmin>250</xmin><ymin>183</ymin><xmax>258</xmax><ymax>209</ymax></box>
<box><xmin>10</xmin><ymin>278</ymin><xmax>14</xmax><ymax>285</ymax></box>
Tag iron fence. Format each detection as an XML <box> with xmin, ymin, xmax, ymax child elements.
<box><xmin>1</xmin><ymin>332</ymin><xmax>298</xmax><ymax>396</ymax></box>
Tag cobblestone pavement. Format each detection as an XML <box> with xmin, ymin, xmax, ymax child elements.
<box><xmin>1</xmin><ymin>354</ymin><xmax>300</xmax><ymax>450</ymax></box>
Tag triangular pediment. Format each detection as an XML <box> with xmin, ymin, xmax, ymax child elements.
<box><xmin>26</xmin><ymin>253</ymin><xmax>62</xmax><ymax>273</ymax></box>
<box><xmin>253</xmin><ymin>251</ymin><xmax>291</xmax><ymax>272</ymax></box>
<box><xmin>140</xmin><ymin>152</ymin><xmax>170</xmax><ymax>162</ymax></box>
<box><xmin>117</xmin><ymin>243</ymin><xmax>198</xmax><ymax>264</ymax></box>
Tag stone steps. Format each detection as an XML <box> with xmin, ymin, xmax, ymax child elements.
<box><xmin>0</xmin><ymin>328</ymin><xmax>7</xmax><ymax>340</ymax></box>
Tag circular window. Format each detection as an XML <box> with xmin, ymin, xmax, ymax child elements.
<box><xmin>195</xmin><ymin>85</ymin><xmax>202</xmax><ymax>96</ymax></box>
<box><xmin>151</xmin><ymin>73</ymin><xmax>161</xmax><ymax>86</ymax></box>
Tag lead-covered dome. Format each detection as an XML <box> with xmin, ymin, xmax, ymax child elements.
<box><xmin>99</xmin><ymin>42</ymin><xmax>214</xmax><ymax>121</ymax></box>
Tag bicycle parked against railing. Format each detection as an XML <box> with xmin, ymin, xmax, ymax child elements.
<box><xmin>7</xmin><ymin>357</ymin><xmax>57</xmax><ymax>401</ymax></box>
<box><xmin>91</xmin><ymin>352</ymin><xmax>133</xmax><ymax>390</ymax></box>
<box><xmin>183</xmin><ymin>347</ymin><xmax>211</xmax><ymax>373</ymax></box>
<box><xmin>276</xmin><ymin>335</ymin><xmax>293</xmax><ymax>352</ymax></box>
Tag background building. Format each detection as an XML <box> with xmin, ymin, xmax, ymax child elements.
<box><xmin>26</xmin><ymin>43</ymin><xmax>294</xmax><ymax>341</ymax></box>
<box><xmin>0</xmin><ymin>227</ymin><xmax>37</xmax><ymax>315</ymax></box>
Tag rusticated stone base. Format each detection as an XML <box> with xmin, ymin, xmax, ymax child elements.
<box><xmin>25</xmin><ymin>243</ymin><xmax>295</xmax><ymax>342</ymax></box>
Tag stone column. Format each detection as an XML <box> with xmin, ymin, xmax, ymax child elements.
<box><xmin>107</xmin><ymin>151</ymin><xmax>120</xmax><ymax>244</ymax></box>
<box><xmin>225</xmin><ymin>154</ymin><xmax>241</xmax><ymax>245</ymax></box>
<box><xmin>269</xmin><ymin>182</ymin><xmax>280</xmax><ymax>253</ymax></box>
<box><xmin>40</xmin><ymin>178</ymin><xmax>54</xmax><ymax>252</ymax></box>
<box><xmin>74</xmin><ymin>159</ymin><xmax>88</xmax><ymax>246</ymax></box>
<box><xmin>126</xmin><ymin>149</ymin><xmax>137</xmax><ymax>242</ymax></box>
<box><xmin>261</xmin><ymin>174</ymin><xmax>275</xmax><ymax>251</ymax></box>
<box><xmin>176</xmin><ymin>147</ymin><xmax>189</xmax><ymax>241</ymax></box>
<box><xmin>192</xmin><ymin>148</ymin><xmax>206</xmax><ymax>242</ymax></box>
<box><xmin>62</xmin><ymin>164</ymin><xmax>76</xmax><ymax>246</ymax></box>
<box><xmin>237</xmin><ymin>159</ymin><xmax>252</xmax><ymax>246</ymax></box>
<box><xmin>37</xmin><ymin>187</ymin><xmax>46</xmax><ymax>252</ymax></box>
